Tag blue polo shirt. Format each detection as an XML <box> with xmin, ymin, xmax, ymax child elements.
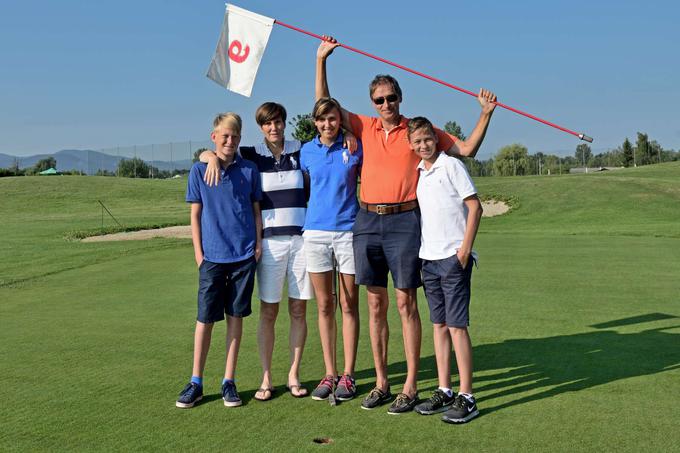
<box><xmin>186</xmin><ymin>156</ymin><xmax>262</xmax><ymax>263</ymax></box>
<box><xmin>300</xmin><ymin>133</ymin><xmax>362</xmax><ymax>231</ymax></box>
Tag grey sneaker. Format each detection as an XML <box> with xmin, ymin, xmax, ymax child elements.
<box><xmin>414</xmin><ymin>389</ymin><xmax>455</xmax><ymax>415</ymax></box>
<box><xmin>176</xmin><ymin>382</ymin><xmax>203</xmax><ymax>408</ymax></box>
<box><xmin>442</xmin><ymin>394</ymin><xmax>479</xmax><ymax>424</ymax></box>
<box><xmin>387</xmin><ymin>393</ymin><xmax>419</xmax><ymax>415</ymax></box>
<box><xmin>311</xmin><ymin>375</ymin><xmax>335</xmax><ymax>401</ymax></box>
<box><xmin>222</xmin><ymin>381</ymin><xmax>242</xmax><ymax>407</ymax></box>
<box><xmin>335</xmin><ymin>374</ymin><xmax>356</xmax><ymax>401</ymax></box>
<box><xmin>361</xmin><ymin>386</ymin><xmax>392</xmax><ymax>410</ymax></box>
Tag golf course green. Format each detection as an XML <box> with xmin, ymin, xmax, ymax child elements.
<box><xmin>2</xmin><ymin>162</ymin><xmax>678</xmax><ymax>451</ymax></box>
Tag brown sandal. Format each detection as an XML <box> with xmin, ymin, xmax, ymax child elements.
<box><xmin>286</xmin><ymin>384</ymin><xmax>309</xmax><ymax>398</ymax></box>
<box><xmin>254</xmin><ymin>387</ymin><xmax>275</xmax><ymax>401</ymax></box>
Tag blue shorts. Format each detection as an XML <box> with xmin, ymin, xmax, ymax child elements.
<box><xmin>352</xmin><ymin>208</ymin><xmax>422</xmax><ymax>289</ymax></box>
<box><xmin>197</xmin><ymin>257</ymin><xmax>256</xmax><ymax>323</ymax></box>
<box><xmin>422</xmin><ymin>254</ymin><xmax>473</xmax><ymax>328</ymax></box>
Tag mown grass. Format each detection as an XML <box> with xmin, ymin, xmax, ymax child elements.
<box><xmin>1</xmin><ymin>163</ymin><xmax>679</xmax><ymax>451</ymax></box>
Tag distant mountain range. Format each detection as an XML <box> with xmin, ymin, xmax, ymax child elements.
<box><xmin>0</xmin><ymin>149</ymin><xmax>193</xmax><ymax>174</ymax></box>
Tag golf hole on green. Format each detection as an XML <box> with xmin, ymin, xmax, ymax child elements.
<box><xmin>313</xmin><ymin>437</ymin><xmax>333</xmax><ymax>445</ymax></box>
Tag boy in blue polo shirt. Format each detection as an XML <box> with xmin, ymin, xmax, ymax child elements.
<box><xmin>176</xmin><ymin>112</ymin><xmax>262</xmax><ymax>408</ymax></box>
<box><xmin>407</xmin><ymin>117</ymin><xmax>485</xmax><ymax>424</ymax></box>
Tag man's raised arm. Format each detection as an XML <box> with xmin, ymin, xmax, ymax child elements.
<box><xmin>446</xmin><ymin>89</ymin><xmax>497</xmax><ymax>158</ymax></box>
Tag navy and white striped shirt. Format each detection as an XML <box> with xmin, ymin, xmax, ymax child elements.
<box><xmin>241</xmin><ymin>140</ymin><xmax>306</xmax><ymax>238</ymax></box>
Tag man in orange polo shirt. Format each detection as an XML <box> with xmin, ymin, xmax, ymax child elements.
<box><xmin>316</xmin><ymin>36</ymin><xmax>497</xmax><ymax>414</ymax></box>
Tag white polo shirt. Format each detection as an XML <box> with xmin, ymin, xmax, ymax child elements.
<box><xmin>416</xmin><ymin>152</ymin><xmax>477</xmax><ymax>260</ymax></box>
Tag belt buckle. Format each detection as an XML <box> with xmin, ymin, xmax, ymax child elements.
<box><xmin>375</xmin><ymin>204</ymin><xmax>388</xmax><ymax>215</ymax></box>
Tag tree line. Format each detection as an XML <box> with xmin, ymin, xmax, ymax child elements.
<box><xmin>289</xmin><ymin>116</ymin><xmax>679</xmax><ymax>177</ymax></box>
<box><xmin>2</xmin><ymin>122</ymin><xmax>678</xmax><ymax>178</ymax></box>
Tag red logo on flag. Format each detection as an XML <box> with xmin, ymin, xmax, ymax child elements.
<box><xmin>228</xmin><ymin>40</ymin><xmax>250</xmax><ymax>63</ymax></box>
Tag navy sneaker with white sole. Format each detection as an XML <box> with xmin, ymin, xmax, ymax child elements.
<box><xmin>222</xmin><ymin>381</ymin><xmax>242</xmax><ymax>407</ymax></box>
<box><xmin>176</xmin><ymin>382</ymin><xmax>203</xmax><ymax>408</ymax></box>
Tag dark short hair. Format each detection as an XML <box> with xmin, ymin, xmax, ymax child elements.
<box><xmin>312</xmin><ymin>97</ymin><xmax>343</xmax><ymax>120</ymax></box>
<box><xmin>407</xmin><ymin>116</ymin><xmax>436</xmax><ymax>139</ymax></box>
<box><xmin>369</xmin><ymin>74</ymin><xmax>403</xmax><ymax>101</ymax></box>
<box><xmin>255</xmin><ymin>102</ymin><xmax>287</xmax><ymax>126</ymax></box>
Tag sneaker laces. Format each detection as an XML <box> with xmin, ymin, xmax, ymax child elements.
<box><xmin>367</xmin><ymin>387</ymin><xmax>384</xmax><ymax>400</ymax></box>
<box><xmin>180</xmin><ymin>383</ymin><xmax>196</xmax><ymax>397</ymax></box>
<box><xmin>393</xmin><ymin>393</ymin><xmax>410</xmax><ymax>406</ymax></box>
<box><xmin>452</xmin><ymin>394</ymin><xmax>466</xmax><ymax>410</ymax></box>
<box><xmin>338</xmin><ymin>374</ymin><xmax>353</xmax><ymax>390</ymax></box>
<box><xmin>429</xmin><ymin>389</ymin><xmax>446</xmax><ymax>406</ymax></box>
<box><xmin>223</xmin><ymin>382</ymin><xmax>237</xmax><ymax>398</ymax></box>
<box><xmin>317</xmin><ymin>375</ymin><xmax>334</xmax><ymax>390</ymax></box>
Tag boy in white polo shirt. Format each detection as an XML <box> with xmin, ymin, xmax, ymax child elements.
<box><xmin>408</xmin><ymin>117</ymin><xmax>484</xmax><ymax>424</ymax></box>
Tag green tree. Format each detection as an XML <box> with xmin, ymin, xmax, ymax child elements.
<box><xmin>34</xmin><ymin>156</ymin><xmax>57</xmax><ymax>173</ymax></box>
<box><xmin>444</xmin><ymin>121</ymin><xmax>466</xmax><ymax>140</ymax></box>
<box><xmin>193</xmin><ymin>148</ymin><xmax>209</xmax><ymax>163</ymax></box>
<box><xmin>289</xmin><ymin>114</ymin><xmax>317</xmax><ymax>143</ymax></box>
<box><xmin>117</xmin><ymin>157</ymin><xmax>152</xmax><ymax>178</ymax></box>
<box><xmin>543</xmin><ymin>154</ymin><xmax>561</xmax><ymax>175</ymax></box>
<box><xmin>622</xmin><ymin>138</ymin><xmax>634</xmax><ymax>167</ymax></box>
<box><xmin>461</xmin><ymin>158</ymin><xmax>482</xmax><ymax>177</ymax></box>
<box><xmin>493</xmin><ymin>144</ymin><xmax>529</xmax><ymax>176</ymax></box>
<box><xmin>649</xmin><ymin>139</ymin><xmax>663</xmax><ymax>165</ymax></box>
<box><xmin>575</xmin><ymin>144</ymin><xmax>592</xmax><ymax>167</ymax></box>
<box><xmin>636</xmin><ymin>132</ymin><xmax>650</xmax><ymax>165</ymax></box>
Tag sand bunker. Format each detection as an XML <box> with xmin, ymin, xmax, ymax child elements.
<box><xmin>81</xmin><ymin>225</ymin><xmax>192</xmax><ymax>242</ymax></box>
<box><xmin>481</xmin><ymin>200</ymin><xmax>510</xmax><ymax>217</ymax></box>
<box><xmin>82</xmin><ymin>200</ymin><xmax>509</xmax><ymax>242</ymax></box>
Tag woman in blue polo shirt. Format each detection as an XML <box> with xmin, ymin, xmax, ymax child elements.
<box><xmin>300</xmin><ymin>97</ymin><xmax>363</xmax><ymax>402</ymax></box>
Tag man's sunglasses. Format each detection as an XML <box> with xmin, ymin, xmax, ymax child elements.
<box><xmin>372</xmin><ymin>94</ymin><xmax>399</xmax><ymax>105</ymax></box>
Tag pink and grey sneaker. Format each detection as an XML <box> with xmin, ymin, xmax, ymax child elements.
<box><xmin>311</xmin><ymin>375</ymin><xmax>336</xmax><ymax>400</ymax></box>
<box><xmin>334</xmin><ymin>374</ymin><xmax>356</xmax><ymax>401</ymax></box>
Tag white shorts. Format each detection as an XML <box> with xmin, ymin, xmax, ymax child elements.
<box><xmin>257</xmin><ymin>235</ymin><xmax>313</xmax><ymax>303</ymax></box>
<box><xmin>303</xmin><ymin>230</ymin><xmax>355</xmax><ymax>275</ymax></box>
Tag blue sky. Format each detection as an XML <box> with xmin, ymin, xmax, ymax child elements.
<box><xmin>1</xmin><ymin>0</ymin><xmax>678</xmax><ymax>158</ymax></box>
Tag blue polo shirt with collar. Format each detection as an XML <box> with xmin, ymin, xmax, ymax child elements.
<box><xmin>186</xmin><ymin>155</ymin><xmax>262</xmax><ymax>263</ymax></box>
<box><xmin>300</xmin><ymin>133</ymin><xmax>363</xmax><ymax>231</ymax></box>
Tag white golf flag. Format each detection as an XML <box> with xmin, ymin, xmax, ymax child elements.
<box><xmin>207</xmin><ymin>4</ymin><xmax>274</xmax><ymax>97</ymax></box>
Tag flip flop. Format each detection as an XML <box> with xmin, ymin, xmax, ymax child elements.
<box><xmin>286</xmin><ymin>384</ymin><xmax>309</xmax><ymax>398</ymax></box>
<box><xmin>254</xmin><ymin>387</ymin><xmax>275</xmax><ymax>401</ymax></box>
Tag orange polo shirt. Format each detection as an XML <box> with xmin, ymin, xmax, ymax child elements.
<box><xmin>348</xmin><ymin>112</ymin><xmax>457</xmax><ymax>204</ymax></box>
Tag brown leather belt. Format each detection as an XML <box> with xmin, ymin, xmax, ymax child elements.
<box><xmin>359</xmin><ymin>200</ymin><xmax>418</xmax><ymax>215</ymax></box>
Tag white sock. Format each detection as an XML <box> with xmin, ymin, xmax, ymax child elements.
<box><xmin>438</xmin><ymin>387</ymin><xmax>453</xmax><ymax>397</ymax></box>
<box><xmin>459</xmin><ymin>392</ymin><xmax>475</xmax><ymax>402</ymax></box>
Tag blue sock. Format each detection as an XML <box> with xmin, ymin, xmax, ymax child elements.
<box><xmin>191</xmin><ymin>376</ymin><xmax>203</xmax><ymax>387</ymax></box>
<box><xmin>222</xmin><ymin>378</ymin><xmax>235</xmax><ymax>386</ymax></box>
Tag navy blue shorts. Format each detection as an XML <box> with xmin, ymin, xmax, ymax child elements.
<box><xmin>352</xmin><ymin>207</ymin><xmax>422</xmax><ymax>289</ymax></box>
<box><xmin>422</xmin><ymin>254</ymin><xmax>473</xmax><ymax>328</ymax></box>
<box><xmin>197</xmin><ymin>257</ymin><xmax>256</xmax><ymax>323</ymax></box>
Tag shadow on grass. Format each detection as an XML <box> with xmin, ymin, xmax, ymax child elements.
<box><xmin>352</xmin><ymin>314</ymin><xmax>680</xmax><ymax>415</ymax></box>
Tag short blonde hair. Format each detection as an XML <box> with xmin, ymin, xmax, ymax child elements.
<box><xmin>213</xmin><ymin>112</ymin><xmax>242</xmax><ymax>135</ymax></box>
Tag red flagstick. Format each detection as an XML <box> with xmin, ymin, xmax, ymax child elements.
<box><xmin>275</xmin><ymin>20</ymin><xmax>593</xmax><ymax>143</ymax></box>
